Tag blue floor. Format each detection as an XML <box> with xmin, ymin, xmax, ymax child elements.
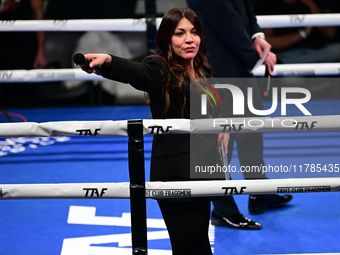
<box><xmin>1</xmin><ymin>100</ymin><xmax>340</xmax><ymax>255</ymax></box>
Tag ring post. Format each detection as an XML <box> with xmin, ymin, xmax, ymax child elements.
<box><xmin>128</xmin><ymin>120</ymin><xmax>148</xmax><ymax>255</ymax></box>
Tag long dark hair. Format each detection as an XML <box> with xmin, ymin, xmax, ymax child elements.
<box><xmin>154</xmin><ymin>7</ymin><xmax>213</xmax><ymax>117</ymax></box>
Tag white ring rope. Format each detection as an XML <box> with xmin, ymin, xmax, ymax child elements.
<box><xmin>0</xmin><ymin>14</ymin><xmax>340</xmax><ymax>32</ymax></box>
<box><xmin>1</xmin><ymin>118</ymin><xmax>339</xmax><ymax>199</ymax></box>
<box><xmin>0</xmin><ymin>68</ymin><xmax>106</xmax><ymax>83</ymax></box>
<box><xmin>0</xmin><ymin>18</ymin><xmax>161</xmax><ymax>32</ymax></box>
<box><xmin>252</xmin><ymin>63</ymin><xmax>340</xmax><ymax>77</ymax></box>
<box><xmin>0</xmin><ymin>116</ymin><xmax>339</xmax><ymax>137</ymax></box>
<box><xmin>1</xmin><ymin>178</ymin><xmax>339</xmax><ymax>199</ymax></box>
<box><xmin>257</xmin><ymin>13</ymin><xmax>340</xmax><ymax>28</ymax></box>
<box><xmin>0</xmin><ymin>62</ymin><xmax>340</xmax><ymax>84</ymax></box>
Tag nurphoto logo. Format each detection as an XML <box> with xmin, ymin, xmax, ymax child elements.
<box><xmin>201</xmin><ymin>84</ymin><xmax>311</xmax><ymax>116</ymax></box>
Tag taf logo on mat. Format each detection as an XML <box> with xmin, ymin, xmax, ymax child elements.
<box><xmin>61</xmin><ymin>205</ymin><xmax>215</xmax><ymax>254</ymax></box>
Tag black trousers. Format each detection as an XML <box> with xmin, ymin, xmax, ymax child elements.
<box><xmin>157</xmin><ymin>199</ymin><xmax>212</xmax><ymax>255</ymax></box>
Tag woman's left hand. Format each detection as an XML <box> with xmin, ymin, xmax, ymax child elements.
<box><xmin>218</xmin><ymin>133</ymin><xmax>229</xmax><ymax>155</ymax></box>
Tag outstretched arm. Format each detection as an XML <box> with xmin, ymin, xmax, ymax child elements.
<box><xmin>79</xmin><ymin>53</ymin><xmax>165</xmax><ymax>94</ymax></box>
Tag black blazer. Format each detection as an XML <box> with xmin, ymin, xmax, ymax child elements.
<box><xmin>187</xmin><ymin>0</ymin><xmax>262</xmax><ymax>77</ymax></box>
<box><xmin>103</xmin><ymin>56</ymin><xmax>225</xmax><ymax>182</ymax></box>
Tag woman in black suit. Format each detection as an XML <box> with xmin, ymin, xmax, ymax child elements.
<box><xmin>79</xmin><ymin>7</ymin><xmax>229</xmax><ymax>255</ymax></box>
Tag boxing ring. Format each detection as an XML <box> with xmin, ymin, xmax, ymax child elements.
<box><xmin>1</xmin><ymin>13</ymin><xmax>340</xmax><ymax>255</ymax></box>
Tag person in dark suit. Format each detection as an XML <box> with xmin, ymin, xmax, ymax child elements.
<box><xmin>187</xmin><ymin>0</ymin><xmax>293</xmax><ymax>227</ymax></box>
<box><xmin>79</xmin><ymin>7</ymin><xmax>228</xmax><ymax>255</ymax></box>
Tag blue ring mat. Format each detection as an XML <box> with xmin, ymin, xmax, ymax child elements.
<box><xmin>1</xmin><ymin>100</ymin><xmax>339</xmax><ymax>255</ymax></box>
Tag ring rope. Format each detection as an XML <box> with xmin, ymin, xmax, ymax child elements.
<box><xmin>256</xmin><ymin>13</ymin><xmax>340</xmax><ymax>28</ymax></box>
<box><xmin>1</xmin><ymin>63</ymin><xmax>340</xmax><ymax>84</ymax></box>
<box><xmin>0</xmin><ymin>13</ymin><xmax>340</xmax><ymax>32</ymax></box>
<box><xmin>0</xmin><ymin>68</ymin><xmax>106</xmax><ymax>83</ymax></box>
<box><xmin>1</xmin><ymin>178</ymin><xmax>339</xmax><ymax>199</ymax></box>
<box><xmin>0</xmin><ymin>116</ymin><xmax>339</xmax><ymax>137</ymax></box>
